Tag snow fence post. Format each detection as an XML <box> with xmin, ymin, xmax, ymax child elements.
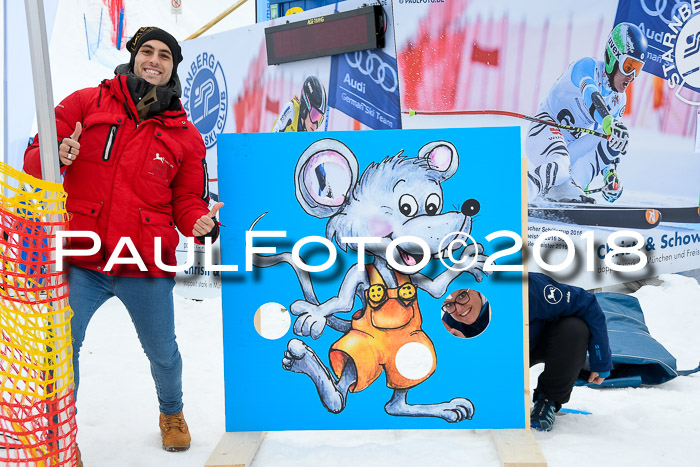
<box><xmin>22</xmin><ymin>1</ymin><xmax>76</xmax><ymax>465</ymax></box>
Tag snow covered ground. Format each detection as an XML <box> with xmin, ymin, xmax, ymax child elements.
<box><xmin>6</xmin><ymin>0</ymin><xmax>700</xmax><ymax>466</ymax></box>
<box><xmin>78</xmin><ymin>273</ymin><xmax>700</xmax><ymax>467</ymax></box>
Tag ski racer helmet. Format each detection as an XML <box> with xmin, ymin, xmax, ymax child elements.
<box><xmin>604</xmin><ymin>23</ymin><xmax>648</xmax><ymax>81</ymax></box>
<box><xmin>299</xmin><ymin>76</ymin><xmax>327</xmax><ymax>131</ymax></box>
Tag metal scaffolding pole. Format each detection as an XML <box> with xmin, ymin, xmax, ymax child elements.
<box><xmin>24</xmin><ymin>0</ymin><xmax>60</xmax><ymax>183</ymax></box>
<box><xmin>24</xmin><ymin>1</ymin><xmax>71</xmax><ymax>464</ymax></box>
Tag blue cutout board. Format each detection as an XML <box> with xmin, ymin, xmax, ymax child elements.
<box><xmin>218</xmin><ymin>127</ymin><xmax>524</xmax><ymax>431</ymax></box>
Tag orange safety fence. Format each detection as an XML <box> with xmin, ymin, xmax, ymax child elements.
<box><xmin>0</xmin><ymin>162</ymin><xmax>78</xmax><ymax>466</ymax></box>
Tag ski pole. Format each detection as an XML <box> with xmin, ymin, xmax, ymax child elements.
<box><xmin>405</xmin><ymin>109</ymin><xmax>609</xmax><ymax>139</ymax></box>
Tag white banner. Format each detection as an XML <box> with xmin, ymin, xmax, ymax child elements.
<box><xmin>527</xmin><ymin>220</ymin><xmax>700</xmax><ymax>290</ymax></box>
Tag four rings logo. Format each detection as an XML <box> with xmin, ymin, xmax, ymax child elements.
<box><xmin>345</xmin><ymin>50</ymin><xmax>399</xmax><ymax>93</ymax></box>
<box><xmin>650</xmin><ymin>0</ymin><xmax>700</xmax><ymax>106</ymax></box>
<box><xmin>183</xmin><ymin>52</ymin><xmax>228</xmax><ymax>148</ymax></box>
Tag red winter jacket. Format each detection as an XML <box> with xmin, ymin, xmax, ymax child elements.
<box><xmin>24</xmin><ymin>74</ymin><xmax>214</xmax><ymax>277</ymax></box>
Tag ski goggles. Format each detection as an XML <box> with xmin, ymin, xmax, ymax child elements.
<box><xmin>303</xmin><ymin>93</ymin><xmax>325</xmax><ymax>126</ymax></box>
<box><xmin>309</xmin><ymin>106</ymin><xmax>325</xmax><ymax>126</ymax></box>
<box><xmin>619</xmin><ymin>54</ymin><xmax>644</xmax><ymax>78</ymax></box>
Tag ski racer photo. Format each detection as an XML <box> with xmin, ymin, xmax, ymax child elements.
<box><xmin>526</xmin><ymin>22</ymin><xmax>647</xmax><ymax>204</ymax></box>
<box><xmin>271</xmin><ymin>75</ymin><xmax>327</xmax><ymax>132</ymax></box>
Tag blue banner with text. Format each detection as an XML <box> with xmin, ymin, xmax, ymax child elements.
<box><xmin>614</xmin><ymin>0</ymin><xmax>700</xmax><ymax>93</ymax></box>
<box><xmin>329</xmin><ymin>49</ymin><xmax>402</xmax><ymax>130</ymax></box>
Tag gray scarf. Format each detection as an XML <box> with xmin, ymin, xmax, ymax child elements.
<box><xmin>114</xmin><ymin>63</ymin><xmax>182</xmax><ymax>120</ymax></box>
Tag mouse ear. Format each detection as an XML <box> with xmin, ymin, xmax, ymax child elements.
<box><xmin>295</xmin><ymin>139</ymin><xmax>359</xmax><ymax>218</ymax></box>
<box><xmin>419</xmin><ymin>141</ymin><xmax>458</xmax><ymax>181</ymax></box>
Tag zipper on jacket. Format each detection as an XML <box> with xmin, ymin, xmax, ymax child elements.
<box><xmin>102</xmin><ymin>125</ymin><xmax>118</xmax><ymax>161</ymax></box>
<box><xmin>201</xmin><ymin>158</ymin><xmax>210</xmax><ymax>201</ymax></box>
<box><xmin>123</xmin><ymin>102</ymin><xmax>138</xmax><ymax>128</ymax></box>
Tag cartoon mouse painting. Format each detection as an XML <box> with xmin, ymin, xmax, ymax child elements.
<box><xmin>254</xmin><ymin>138</ymin><xmax>491</xmax><ymax>422</ymax></box>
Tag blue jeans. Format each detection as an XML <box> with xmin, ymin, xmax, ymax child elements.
<box><xmin>69</xmin><ymin>265</ymin><xmax>183</xmax><ymax>415</ymax></box>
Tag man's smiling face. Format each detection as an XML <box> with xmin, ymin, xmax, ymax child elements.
<box><xmin>133</xmin><ymin>39</ymin><xmax>173</xmax><ymax>86</ymax></box>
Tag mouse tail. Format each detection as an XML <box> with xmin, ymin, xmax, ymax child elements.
<box><xmin>252</xmin><ymin>251</ymin><xmax>320</xmax><ymax>306</ymax></box>
<box><xmin>250</xmin><ymin>213</ymin><xmax>351</xmax><ymax>333</ymax></box>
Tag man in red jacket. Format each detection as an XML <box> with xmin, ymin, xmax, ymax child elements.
<box><xmin>24</xmin><ymin>26</ymin><xmax>220</xmax><ymax>455</ymax></box>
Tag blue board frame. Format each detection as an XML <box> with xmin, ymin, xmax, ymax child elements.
<box><xmin>218</xmin><ymin>127</ymin><xmax>525</xmax><ymax>431</ymax></box>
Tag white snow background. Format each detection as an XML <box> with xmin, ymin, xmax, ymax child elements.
<box><xmin>81</xmin><ymin>275</ymin><xmax>700</xmax><ymax>467</ymax></box>
<box><xmin>8</xmin><ymin>0</ymin><xmax>700</xmax><ymax>466</ymax></box>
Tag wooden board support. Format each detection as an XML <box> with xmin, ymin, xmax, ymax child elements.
<box><xmin>486</xmin><ymin>163</ymin><xmax>546</xmax><ymax>467</ymax></box>
<box><xmin>205</xmin><ymin>429</ymin><xmax>544</xmax><ymax>466</ymax></box>
<box><xmin>204</xmin><ymin>431</ymin><xmax>266</xmax><ymax>467</ymax></box>
<box><xmin>490</xmin><ymin>429</ymin><xmax>547</xmax><ymax>467</ymax></box>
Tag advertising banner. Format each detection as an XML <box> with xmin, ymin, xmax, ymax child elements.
<box><xmin>176</xmin><ymin>0</ymin><xmax>400</xmax><ymax>297</ymax></box>
<box><xmin>393</xmin><ymin>0</ymin><xmax>700</xmax><ymax>289</ymax></box>
<box><xmin>257</xmin><ymin>0</ymin><xmax>346</xmax><ymax>22</ymax></box>
<box><xmin>329</xmin><ymin>48</ymin><xmax>401</xmax><ymax>130</ymax></box>
<box><xmin>217</xmin><ymin>127</ymin><xmax>525</xmax><ymax>431</ymax></box>
<box><xmin>615</xmin><ymin>0</ymin><xmax>700</xmax><ymax>96</ymax></box>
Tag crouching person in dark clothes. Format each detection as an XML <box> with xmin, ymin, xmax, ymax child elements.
<box><xmin>528</xmin><ymin>273</ymin><xmax>613</xmax><ymax>431</ymax></box>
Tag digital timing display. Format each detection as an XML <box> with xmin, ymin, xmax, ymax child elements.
<box><xmin>265</xmin><ymin>6</ymin><xmax>384</xmax><ymax>65</ymax></box>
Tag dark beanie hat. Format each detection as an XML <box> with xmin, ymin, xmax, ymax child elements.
<box><xmin>126</xmin><ymin>26</ymin><xmax>183</xmax><ymax>78</ymax></box>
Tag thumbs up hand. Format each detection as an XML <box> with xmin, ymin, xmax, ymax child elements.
<box><xmin>192</xmin><ymin>202</ymin><xmax>224</xmax><ymax>237</ymax></box>
<box><xmin>59</xmin><ymin>122</ymin><xmax>82</xmax><ymax>166</ymax></box>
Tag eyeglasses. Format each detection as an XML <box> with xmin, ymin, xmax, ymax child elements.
<box><xmin>619</xmin><ymin>55</ymin><xmax>644</xmax><ymax>78</ymax></box>
<box><xmin>442</xmin><ymin>290</ymin><xmax>471</xmax><ymax>314</ymax></box>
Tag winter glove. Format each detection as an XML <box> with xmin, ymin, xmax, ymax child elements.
<box><xmin>602</xmin><ymin>115</ymin><xmax>629</xmax><ymax>153</ymax></box>
<box><xmin>601</xmin><ymin>166</ymin><xmax>623</xmax><ymax>203</ymax></box>
<box><xmin>597</xmin><ymin>371</ymin><xmax>610</xmax><ymax>379</ymax></box>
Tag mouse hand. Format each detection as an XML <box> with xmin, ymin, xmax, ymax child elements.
<box><xmin>459</xmin><ymin>242</ymin><xmax>492</xmax><ymax>282</ymax></box>
<box><xmin>290</xmin><ymin>300</ymin><xmax>327</xmax><ymax>339</ymax></box>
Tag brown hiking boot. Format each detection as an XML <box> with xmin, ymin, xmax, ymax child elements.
<box><xmin>159</xmin><ymin>411</ymin><xmax>191</xmax><ymax>452</ymax></box>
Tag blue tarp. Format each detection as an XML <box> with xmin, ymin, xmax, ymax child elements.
<box><xmin>576</xmin><ymin>292</ymin><xmax>700</xmax><ymax>388</ymax></box>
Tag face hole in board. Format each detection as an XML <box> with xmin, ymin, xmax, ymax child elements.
<box><xmin>254</xmin><ymin>302</ymin><xmax>291</xmax><ymax>340</ymax></box>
